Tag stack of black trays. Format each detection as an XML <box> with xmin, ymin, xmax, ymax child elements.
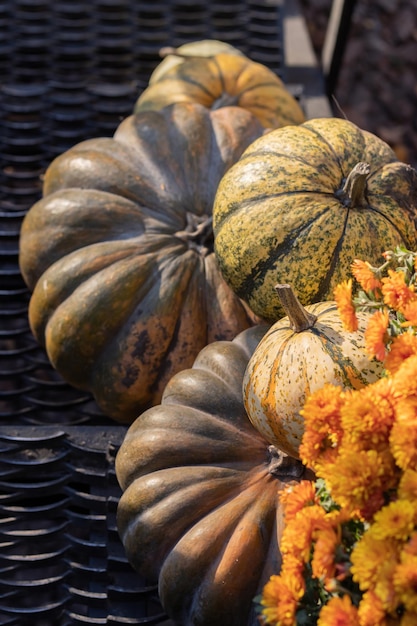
<box><xmin>0</xmin><ymin>1</ymin><xmax>302</xmax><ymax>624</ymax></box>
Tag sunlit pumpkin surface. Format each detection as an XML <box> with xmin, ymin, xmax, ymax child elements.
<box><xmin>116</xmin><ymin>326</ymin><xmax>312</xmax><ymax>626</ymax></box>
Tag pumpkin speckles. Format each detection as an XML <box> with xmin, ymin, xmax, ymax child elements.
<box><xmin>213</xmin><ymin>117</ymin><xmax>417</xmax><ymax>323</ymax></box>
<box><xmin>243</xmin><ymin>286</ymin><xmax>385</xmax><ymax>459</ymax></box>
<box><xmin>19</xmin><ymin>103</ymin><xmax>265</xmax><ymax>423</ymax></box>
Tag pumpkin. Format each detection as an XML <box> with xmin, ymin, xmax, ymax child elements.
<box><xmin>134</xmin><ymin>52</ymin><xmax>305</xmax><ymax>130</ymax></box>
<box><xmin>213</xmin><ymin>117</ymin><xmax>417</xmax><ymax>323</ymax></box>
<box><xmin>116</xmin><ymin>325</ymin><xmax>312</xmax><ymax>626</ymax></box>
<box><xmin>243</xmin><ymin>284</ymin><xmax>385</xmax><ymax>459</ymax></box>
<box><xmin>148</xmin><ymin>39</ymin><xmax>246</xmax><ymax>85</ymax></box>
<box><xmin>19</xmin><ymin>102</ymin><xmax>264</xmax><ymax>423</ymax></box>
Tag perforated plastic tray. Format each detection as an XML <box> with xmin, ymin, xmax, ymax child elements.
<box><xmin>0</xmin><ymin>1</ymin><xmax>301</xmax><ymax>623</ymax></box>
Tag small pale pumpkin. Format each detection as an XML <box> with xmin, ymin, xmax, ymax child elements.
<box><xmin>243</xmin><ymin>284</ymin><xmax>385</xmax><ymax>459</ymax></box>
<box><xmin>213</xmin><ymin>117</ymin><xmax>417</xmax><ymax>323</ymax></box>
<box><xmin>148</xmin><ymin>39</ymin><xmax>246</xmax><ymax>85</ymax></box>
<box><xmin>116</xmin><ymin>325</ymin><xmax>311</xmax><ymax>626</ymax></box>
<box><xmin>134</xmin><ymin>52</ymin><xmax>305</xmax><ymax>129</ymax></box>
<box><xmin>19</xmin><ymin>103</ymin><xmax>264</xmax><ymax>423</ymax></box>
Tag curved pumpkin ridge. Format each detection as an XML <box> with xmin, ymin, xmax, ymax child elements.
<box><xmin>90</xmin><ymin>250</ymin><xmax>206</xmax><ymax>420</ymax></box>
<box><xmin>119</xmin><ymin>466</ymin><xmax>249</xmax><ymax>580</ymax></box>
<box><xmin>28</xmin><ymin>238</ymin><xmax>154</xmax><ymax>345</ymax></box>
<box><xmin>115</xmin><ymin>403</ymin><xmax>268</xmax><ymax>489</ymax></box>
<box><xmin>19</xmin><ymin>189</ymin><xmax>147</xmax><ymax>290</ymax></box>
<box><xmin>43</xmin><ymin>246</ymin><xmax>189</xmax><ymax>390</ymax></box>
<box><xmin>301</xmin><ymin>118</ymin><xmax>370</xmax><ymax>179</ymax></box>
<box><xmin>158</xmin><ymin>471</ymin><xmax>279</xmax><ymax>626</ymax></box>
<box><xmin>243</xmin><ymin>305</ymin><xmax>384</xmax><ymax>457</ymax></box>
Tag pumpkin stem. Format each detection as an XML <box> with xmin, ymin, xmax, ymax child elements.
<box><xmin>337</xmin><ymin>161</ymin><xmax>370</xmax><ymax>208</ymax></box>
<box><xmin>175</xmin><ymin>214</ymin><xmax>213</xmax><ymax>256</ymax></box>
<box><xmin>267</xmin><ymin>445</ymin><xmax>305</xmax><ymax>478</ymax></box>
<box><xmin>274</xmin><ymin>284</ymin><xmax>317</xmax><ymax>332</ymax></box>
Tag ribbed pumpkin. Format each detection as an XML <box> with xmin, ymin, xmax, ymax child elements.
<box><xmin>134</xmin><ymin>52</ymin><xmax>305</xmax><ymax>130</ymax></box>
<box><xmin>19</xmin><ymin>103</ymin><xmax>264</xmax><ymax>423</ymax></box>
<box><xmin>148</xmin><ymin>39</ymin><xmax>246</xmax><ymax>85</ymax></box>
<box><xmin>116</xmin><ymin>325</ymin><xmax>312</xmax><ymax>626</ymax></box>
<box><xmin>243</xmin><ymin>284</ymin><xmax>385</xmax><ymax>459</ymax></box>
<box><xmin>213</xmin><ymin>117</ymin><xmax>417</xmax><ymax>323</ymax></box>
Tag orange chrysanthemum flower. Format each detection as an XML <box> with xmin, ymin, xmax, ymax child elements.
<box><xmin>324</xmin><ymin>447</ymin><xmax>387</xmax><ymax>515</ymax></box>
<box><xmin>372</xmin><ymin>499</ymin><xmax>415</xmax><ymax>542</ymax></box>
<box><xmin>334</xmin><ymin>279</ymin><xmax>359</xmax><ymax>332</ymax></box>
<box><xmin>385</xmin><ymin>333</ymin><xmax>417</xmax><ymax>375</ymax></box>
<box><xmin>398</xmin><ymin>470</ymin><xmax>417</xmax><ymax>503</ymax></box>
<box><xmin>351</xmin><ymin>259</ymin><xmax>382</xmax><ymax>292</ymax></box>
<box><xmin>400</xmin><ymin>611</ymin><xmax>417</xmax><ymax>626</ymax></box>
<box><xmin>357</xmin><ymin>590</ymin><xmax>386</xmax><ymax>626</ymax></box>
<box><xmin>311</xmin><ymin>525</ymin><xmax>339</xmax><ymax>584</ymax></box>
<box><xmin>364</xmin><ymin>309</ymin><xmax>390</xmax><ymax>361</ymax></box>
<box><xmin>381</xmin><ymin>269</ymin><xmax>416</xmax><ymax>313</ymax></box>
<box><xmin>281</xmin><ymin>505</ymin><xmax>327</xmax><ymax>562</ymax></box>
<box><xmin>391</xmin><ymin>354</ymin><xmax>417</xmax><ymax>399</ymax></box>
<box><xmin>351</xmin><ymin>530</ymin><xmax>399</xmax><ymax>591</ymax></box>
<box><xmin>317</xmin><ymin>594</ymin><xmax>360</xmax><ymax>626</ymax></box>
<box><xmin>280</xmin><ymin>480</ymin><xmax>317</xmax><ymax>523</ymax></box>
<box><xmin>299</xmin><ymin>384</ymin><xmax>345</xmax><ymax>469</ymax></box>
<box><xmin>261</xmin><ymin>574</ymin><xmax>298</xmax><ymax>626</ymax></box>
<box><xmin>402</xmin><ymin>299</ymin><xmax>417</xmax><ymax>327</ymax></box>
<box><xmin>340</xmin><ymin>380</ymin><xmax>395</xmax><ymax>451</ymax></box>
<box><xmin>390</xmin><ymin>399</ymin><xmax>417</xmax><ymax>471</ymax></box>
<box><xmin>393</xmin><ymin>553</ymin><xmax>417</xmax><ymax>613</ymax></box>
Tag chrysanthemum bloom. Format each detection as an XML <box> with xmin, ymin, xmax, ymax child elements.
<box><xmin>281</xmin><ymin>504</ymin><xmax>327</xmax><ymax>562</ymax></box>
<box><xmin>390</xmin><ymin>399</ymin><xmax>417</xmax><ymax>471</ymax></box>
<box><xmin>280</xmin><ymin>480</ymin><xmax>317</xmax><ymax>523</ymax></box>
<box><xmin>397</xmin><ymin>467</ymin><xmax>417</xmax><ymax>508</ymax></box>
<box><xmin>351</xmin><ymin>530</ymin><xmax>399</xmax><ymax>591</ymax></box>
<box><xmin>340</xmin><ymin>379</ymin><xmax>395</xmax><ymax>452</ymax></box>
<box><xmin>401</xmin><ymin>299</ymin><xmax>417</xmax><ymax>326</ymax></box>
<box><xmin>393</xmin><ymin>553</ymin><xmax>417</xmax><ymax>613</ymax></box>
<box><xmin>364</xmin><ymin>309</ymin><xmax>390</xmax><ymax>361</ymax></box>
<box><xmin>385</xmin><ymin>333</ymin><xmax>417</xmax><ymax>375</ymax></box>
<box><xmin>311</xmin><ymin>524</ymin><xmax>339</xmax><ymax>584</ymax></box>
<box><xmin>324</xmin><ymin>448</ymin><xmax>390</xmax><ymax>518</ymax></box>
<box><xmin>371</xmin><ymin>499</ymin><xmax>415</xmax><ymax>542</ymax></box>
<box><xmin>316</xmin><ymin>593</ymin><xmax>360</xmax><ymax>626</ymax></box>
<box><xmin>381</xmin><ymin>269</ymin><xmax>416</xmax><ymax>313</ymax></box>
<box><xmin>357</xmin><ymin>590</ymin><xmax>387</xmax><ymax>626</ymax></box>
<box><xmin>351</xmin><ymin>259</ymin><xmax>382</xmax><ymax>293</ymax></box>
<box><xmin>261</xmin><ymin>574</ymin><xmax>298</xmax><ymax>626</ymax></box>
<box><xmin>334</xmin><ymin>279</ymin><xmax>358</xmax><ymax>332</ymax></box>
<box><xmin>391</xmin><ymin>354</ymin><xmax>417</xmax><ymax>399</ymax></box>
<box><xmin>299</xmin><ymin>384</ymin><xmax>345</xmax><ymax>470</ymax></box>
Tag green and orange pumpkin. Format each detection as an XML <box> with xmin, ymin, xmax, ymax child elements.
<box><xmin>134</xmin><ymin>51</ymin><xmax>305</xmax><ymax>130</ymax></box>
<box><xmin>213</xmin><ymin>117</ymin><xmax>417</xmax><ymax>323</ymax></box>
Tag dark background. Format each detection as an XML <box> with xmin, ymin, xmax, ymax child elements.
<box><xmin>300</xmin><ymin>0</ymin><xmax>417</xmax><ymax>168</ymax></box>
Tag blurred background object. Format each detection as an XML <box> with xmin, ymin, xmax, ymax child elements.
<box><xmin>301</xmin><ymin>0</ymin><xmax>417</xmax><ymax>167</ymax></box>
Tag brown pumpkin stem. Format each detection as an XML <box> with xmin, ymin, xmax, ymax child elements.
<box><xmin>175</xmin><ymin>214</ymin><xmax>213</xmax><ymax>256</ymax></box>
<box><xmin>274</xmin><ymin>284</ymin><xmax>317</xmax><ymax>332</ymax></box>
<box><xmin>338</xmin><ymin>161</ymin><xmax>370</xmax><ymax>208</ymax></box>
<box><xmin>267</xmin><ymin>445</ymin><xmax>305</xmax><ymax>478</ymax></box>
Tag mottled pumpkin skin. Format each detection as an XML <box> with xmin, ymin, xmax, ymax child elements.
<box><xmin>213</xmin><ymin>117</ymin><xmax>417</xmax><ymax>323</ymax></box>
<box><xmin>19</xmin><ymin>103</ymin><xmax>264</xmax><ymax>423</ymax></box>
<box><xmin>116</xmin><ymin>326</ymin><xmax>310</xmax><ymax>626</ymax></box>
<box><xmin>243</xmin><ymin>302</ymin><xmax>385</xmax><ymax>459</ymax></box>
<box><xmin>135</xmin><ymin>52</ymin><xmax>305</xmax><ymax>130</ymax></box>
<box><xmin>149</xmin><ymin>39</ymin><xmax>246</xmax><ymax>85</ymax></box>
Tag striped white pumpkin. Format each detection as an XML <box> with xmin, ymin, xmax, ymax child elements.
<box><xmin>243</xmin><ymin>285</ymin><xmax>384</xmax><ymax>459</ymax></box>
